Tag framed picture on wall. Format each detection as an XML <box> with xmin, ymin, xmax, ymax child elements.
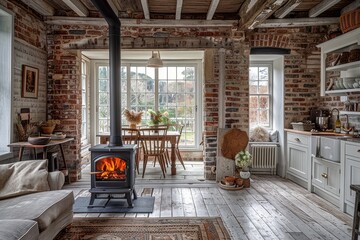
<box><xmin>22</xmin><ymin>65</ymin><xmax>39</xmax><ymax>98</ymax></box>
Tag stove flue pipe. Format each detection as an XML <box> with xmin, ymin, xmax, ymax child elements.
<box><xmin>91</xmin><ymin>0</ymin><xmax>122</xmax><ymax>146</ymax></box>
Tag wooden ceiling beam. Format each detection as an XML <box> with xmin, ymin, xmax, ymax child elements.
<box><xmin>341</xmin><ymin>0</ymin><xmax>360</xmax><ymax>14</ymax></box>
<box><xmin>309</xmin><ymin>0</ymin><xmax>341</xmax><ymax>18</ymax></box>
<box><xmin>258</xmin><ymin>17</ymin><xmax>339</xmax><ymax>28</ymax></box>
<box><xmin>274</xmin><ymin>0</ymin><xmax>303</xmax><ymax>19</ymax></box>
<box><xmin>176</xmin><ymin>0</ymin><xmax>183</xmax><ymax>20</ymax></box>
<box><xmin>62</xmin><ymin>0</ymin><xmax>89</xmax><ymax>17</ymax></box>
<box><xmin>239</xmin><ymin>0</ymin><xmax>288</xmax><ymax>30</ymax></box>
<box><xmin>141</xmin><ymin>0</ymin><xmax>150</xmax><ymax>20</ymax></box>
<box><xmin>206</xmin><ymin>0</ymin><xmax>220</xmax><ymax>20</ymax></box>
<box><xmin>44</xmin><ymin>16</ymin><xmax>236</xmax><ymax>27</ymax></box>
<box><xmin>20</xmin><ymin>0</ymin><xmax>55</xmax><ymax>16</ymax></box>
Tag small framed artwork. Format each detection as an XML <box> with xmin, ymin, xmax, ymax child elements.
<box><xmin>22</xmin><ymin>65</ymin><xmax>39</xmax><ymax>98</ymax></box>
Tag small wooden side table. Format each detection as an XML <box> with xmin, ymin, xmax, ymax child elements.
<box><xmin>8</xmin><ymin>138</ymin><xmax>74</xmax><ymax>183</ymax></box>
<box><xmin>350</xmin><ymin>184</ymin><xmax>360</xmax><ymax>240</ymax></box>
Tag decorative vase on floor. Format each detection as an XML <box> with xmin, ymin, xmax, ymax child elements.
<box><xmin>239</xmin><ymin>170</ymin><xmax>250</xmax><ymax>179</ymax></box>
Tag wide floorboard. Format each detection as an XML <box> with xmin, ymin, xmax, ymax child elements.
<box><xmin>64</xmin><ymin>161</ymin><xmax>353</xmax><ymax>240</ymax></box>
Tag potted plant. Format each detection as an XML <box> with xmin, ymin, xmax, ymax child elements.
<box><xmin>147</xmin><ymin>109</ymin><xmax>170</xmax><ymax>125</ymax></box>
<box><xmin>235</xmin><ymin>150</ymin><xmax>252</xmax><ymax>179</ymax></box>
<box><xmin>40</xmin><ymin>119</ymin><xmax>60</xmax><ymax>134</ymax></box>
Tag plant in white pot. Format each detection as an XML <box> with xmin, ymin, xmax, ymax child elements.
<box><xmin>235</xmin><ymin>150</ymin><xmax>252</xmax><ymax>179</ymax></box>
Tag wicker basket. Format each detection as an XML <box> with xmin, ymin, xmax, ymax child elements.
<box><xmin>340</xmin><ymin>9</ymin><xmax>360</xmax><ymax>33</ymax></box>
<box><xmin>291</xmin><ymin>122</ymin><xmax>315</xmax><ymax>131</ymax></box>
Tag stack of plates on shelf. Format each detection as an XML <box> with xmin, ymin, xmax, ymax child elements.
<box><xmin>342</xmin><ymin>77</ymin><xmax>356</xmax><ymax>89</ymax></box>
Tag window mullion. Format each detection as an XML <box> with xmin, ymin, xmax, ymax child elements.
<box><xmin>126</xmin><ymin>64</ymin><xmax>131</xmax><ymax>109</ymax></box>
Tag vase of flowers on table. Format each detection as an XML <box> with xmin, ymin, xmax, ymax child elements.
<box><xmin>235</xmin><ymin>150</ymin><xmax>252</xmax><ymax>179</ymax></box>
<box><xmin>147</xmin><ymin>109</ymin><xmax>170</xmax><ymax>125</ymax></box>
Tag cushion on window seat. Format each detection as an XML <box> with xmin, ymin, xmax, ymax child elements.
<box><xmin>249</xmin><ymin>127</ymin><xmax>278</xmax><ymax>143</ymax></box>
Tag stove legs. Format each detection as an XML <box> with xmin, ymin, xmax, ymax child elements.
<box><xmin>88</xmin><ymin>188</ymin><xmax>137</xmax><ymax>208</ymax></box>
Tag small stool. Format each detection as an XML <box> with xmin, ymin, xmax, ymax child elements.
<box><xmin>47</xmin><ymin>152</ymin><xmax>59</xmax><ymax>172</ymax></box>
<box><xmin>350</xmin><ymin>184</ymin><xmax>360</xmax><ymax>240</ymax></box>
<box><xmin>47</xmin><ymin>151</ymin><xmax>70</xmax><ymax>184</ymax></box>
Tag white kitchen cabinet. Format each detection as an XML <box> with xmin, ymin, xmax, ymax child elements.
<box><xmin>317</xmin><ymin>28</ymin><xmax>360</xmax><ymax>96</ymax></box>
<box><xmin>343</xmin><ymin>141</ymin><xmax>360</xmax><ymax>215</ymax></box>
<box><xmin>286</xmin><ymin>132</ymin><xmax>311</xmax><ymax>190</ymax></box>
<box><xmin>312</xmin><ymin>157</ymin><xmax>341</xmax><ymax>206</ymax></box>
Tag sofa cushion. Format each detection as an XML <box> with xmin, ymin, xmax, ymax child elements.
<box><xmin>0</xmin><ymin>160</ymin><xmax>50</xmax><ymax>200</ymax></box>
<box><xmin>0</xmin><ymin>190</ymin><xmax>74</xmax><ymax>232</ymax></box>
<box><xmin>0</xmin><ymin>219</ymin><xmax>39</xmax><ymax>240</ymax></box>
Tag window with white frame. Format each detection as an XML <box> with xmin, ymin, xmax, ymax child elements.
<box><xmin>81</xmin><ymin>58</ymin><xmax>89</xmax><ymax>145</ymax></box>
<box><xmin>95</xmin><ymin>61</ymin><xmax>201</xmax><ymax>149</ymax></box>
<box><xmin>249</xmin><ymin>62</ymin><xmax>273</xmax><ymax>129</ymax></box>
<box><xmin>0</xmin><ymin>8</ymin><xmax>13</xmax><ymax>158</ymax></box>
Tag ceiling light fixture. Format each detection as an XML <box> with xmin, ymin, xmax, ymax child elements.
<box><xmin>147</xmin><ymin>51</ymin><xmax>163</xmax><ymax>68</ymax></box>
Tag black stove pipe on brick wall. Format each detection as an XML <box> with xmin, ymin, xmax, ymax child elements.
<box><xmin>91</xmin><ymin>0</ymin><xmax>122</xmax><ymax>146</ymax></box>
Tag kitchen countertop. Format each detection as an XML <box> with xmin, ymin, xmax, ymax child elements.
<box><xmin>285</xmin><ymin>128</ymin><xmax>344</xmax><ymax>136</ymax></box>
<box><xmin>285</xmin><ymin>128</ymin><xmax>360</xmax><ymax>143</ymax></box>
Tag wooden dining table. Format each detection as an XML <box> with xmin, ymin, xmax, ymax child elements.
<box><xmin>97</xmin><ymin>131</ymin><xmax>180</xmax><ymax>175</ymax></box>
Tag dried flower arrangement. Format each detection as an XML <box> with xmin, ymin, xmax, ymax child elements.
<box><xmin>15</xmin><ymin>120</ymin><xmax>38</xmax><ymax>142</ymax></box>
<box><xmin>123</xmin><ymin>109</ymin><xmax>143</xmax><ymax>128</ymax></box>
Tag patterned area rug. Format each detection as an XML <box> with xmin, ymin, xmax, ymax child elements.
<box><xmin>55</xmin><ymin>217</ymin><xmax>231</xmax><ymax>240</ymax></box>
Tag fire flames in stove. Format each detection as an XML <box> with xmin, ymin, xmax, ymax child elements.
<box><xmin>96</xmin><ymin>157</ymin><xmax>126</xmax><ymax>181</ymax></box>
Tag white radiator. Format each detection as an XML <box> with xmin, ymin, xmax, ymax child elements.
<box><xmin>250</xmin><ymin>143</ymin><xmax>278</xmax><ymax>175</ymax></box>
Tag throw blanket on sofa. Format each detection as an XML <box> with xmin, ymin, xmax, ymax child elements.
<box><xmin>0</xmin><ymin>160</ymin><xmax>50</xmax><ymax>200</ymax></box>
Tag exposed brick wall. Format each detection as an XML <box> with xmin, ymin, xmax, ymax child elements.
<box><xmin>248</xmin><ymin>27</ymin><xmax>328</xmax><ymax>128</ymax></box>
<box><xmin>2</xmin><ymin>0</ymin><xmax>47</xmax><ymax>50</ymax></box>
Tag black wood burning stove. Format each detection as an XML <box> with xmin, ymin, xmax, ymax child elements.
<box><xmin>89</xmin><ymin>145</ymin><xmax>137</xmax><ymax>207</ymax></box>
<box><xmin>88</xmin><ymin>0</ymin><xmax>137</xmax><ymax>208</ymax></box>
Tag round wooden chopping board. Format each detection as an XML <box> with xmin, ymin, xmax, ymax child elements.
<box><xmin>221</xmin><ymin>128</ymin><xmax>249</xmax><ymax>160</ymax></box>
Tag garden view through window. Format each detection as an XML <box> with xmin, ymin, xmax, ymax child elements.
<box><xmin>97</xmin><ymin>63</ymin><xmax>200</xmax><ymax>148</ymax></box>
<box><xmin>249</xmin><ymin>63</ymin><xmax>272</xmax><ymax>129</ymax></box>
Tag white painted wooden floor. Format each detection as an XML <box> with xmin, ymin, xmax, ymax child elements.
<box><xmin>64</xmin><ymin>161</ymin><xmax>354</xmax><ymax>240</ymax></box>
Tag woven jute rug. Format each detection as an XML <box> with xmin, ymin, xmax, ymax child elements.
<box><xmin>55</xmin><ymin>217</ymin><xmax>231</xmax><ymax>240</ymax></box>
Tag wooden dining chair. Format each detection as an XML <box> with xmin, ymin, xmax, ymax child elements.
<box><xmin>121</xmin><ymin>127</ymin><xmax>141</xmax><ymax>174</ymax></box>
<box><xmin>165</xmin><ymin>123</ymin><xmax>186</xmax><ymax>170</ymax></box>
<box><xmin>138</xmin><ymin>126</ymin><xmax>168</xmax><ymax>178</ymax></box>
